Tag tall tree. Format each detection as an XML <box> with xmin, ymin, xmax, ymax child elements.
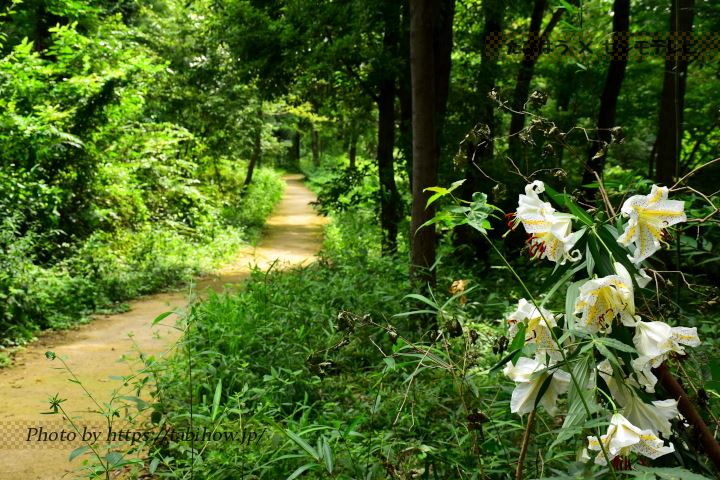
<box><xmin>456</xmin><ymin>0</ymin><xmax>504</xmax><ymax>255</ymax></box>
<box><xmin>311</xmin><ymin>125</ymin><xmax>320</xmax><ymax>167</ymax></box>
<box><xmin>507</xmin><ymin>0</ymin><xmax>566</xmax><ymax>165</ymax></box>
<box><xmin>376</xmin><ymin>1</ymin><xmax>402</xmax><ymax>253</ymax></box>
<box><xmin>244</xmin><ymin>104</ymin><xmax>263</xmax><ymax>187</ymax></box>
<box><xmin>652</xmin><ymin>0</ymin><xmax>695</xmax><ymax>185</ymax></box>
<box><xmin>580</xmin><ymin>0</ymin><xmax>630</xmax><ymax>203</ymax></box>
<box><xmin>409</xmin><ymin>0</ymin><xmax>438</xmax><ymax>286</ymax></box>
<box><xmin>399</xmin><ymin>0</ymin><xmax>454</xmax><ymax>195</ymax></box>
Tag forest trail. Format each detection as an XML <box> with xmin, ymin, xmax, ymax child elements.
<box><xmin>0</xmin><ymin>174</ymin><xmax>325</xmax><ymax>480</ymax></box>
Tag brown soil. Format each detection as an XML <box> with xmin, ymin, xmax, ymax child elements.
<box><xmin>0</xmin><ymin>174</ymin><xmax>325</xmax><ymax>479</ymax></box>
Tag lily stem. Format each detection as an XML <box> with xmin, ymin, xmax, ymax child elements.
<box><xmin>516</xmin><ymin>409</ymin><xmax>536</xmax><ymax>480</ymax></box>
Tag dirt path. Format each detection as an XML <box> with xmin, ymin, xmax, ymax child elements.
<box><xmin>0</xmin><ymin>174</ymin><xmax>325</xmax><ymax>479</ymax></box>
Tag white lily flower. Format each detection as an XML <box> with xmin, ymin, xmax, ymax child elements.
<box><xmin>633</xmin><ymin>320</ymin><xmax>701</xmax><ymax>358</ymax></box>
<box><xmin>574</xmin><ymin>263</ymin><xmax>637</xmax><ymax>333</ymax></box>
<box><xmin>597</xmin><ymin>361</ymin><xmax>680</xmax><ymax>437</ymax></box>
<box><xmin>617</xmin><ymin>185</ymin><xmax>686</xmax><ymax>264</ymax></box>
<box><xmin>503</xmin><ymin>357</ymin><xmax>570</xmax><ymax>416</ymax></box>
<box><xmin>586</xmin><ymin>413</ymin><xmax>675</xmax><ymax>465</ymax></box>
<box><xmin>507</xmin><ymin>299</ymin><xmax>561</xmax><ymax>361</ymax></box>
<box><xmin>635</xmin><ymin>268</ymin><xmax>653</xmax><ymax>288</ymax></box>
<box><xmin>597</xmin><ymin>359</ymin><xmax>629</xmax><ymax>404</ymax></box>
<box><xmin>596</xmin><ymin>359</ymin><xmax>679</xmax><ymax>437</ymax></box>
<box><xmin>527</xmin><ymin>213</ymin><xmax>584</xmax><ymax>264</ymax></box>
<box><xmin>631</xmin><ymin>320</ymin><xmax>701</xmax><ymax>392</ymax></box>
<box><xmin>513</xmin><ymin>181</ymin><xmax>583</xmax><ymax>264</ymax></box>
<box><xmin>624</xmin><ymin>397</ymin><xmax>679</xmax><ymax>438</ymax></box>
<box><xmin>515</xmin><ymin>181</ymin><xmax>555</xmax><ymax>234</ymax></box>
<box><xmin>631</xmin><ymin>357</ymin><xmax>662</xmax><ymax>393</ymax></box>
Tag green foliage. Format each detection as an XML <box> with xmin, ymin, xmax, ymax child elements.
<box><xmin>144</xmin><ymin>203</ymin><xmax>529</xmax><ymax>478</ymax></box>
<box><xmin>0</xmin><ymin>168</ymin><xmax>283</xmax><ymax>342</ymax></box>
<box><xmin>0</xmin><ymin>0</ymin><xmax>291</xmax><ymax>344</ymax></box>
<box><xmin>308</xmin><ymin>160</ymin><xmax>379</xmax><ymax>215</ymax></box>
<box><xmin>140</xmin><ymin>176</ymin><xmax>720</xmax><ymax>478</ymax></box>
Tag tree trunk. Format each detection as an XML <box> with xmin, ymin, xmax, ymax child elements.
<box><xmin>398</xmin><ymin>0</ymin><xmax>414</xmax><ymax>188</ymax></box>
<box><xmin>455</xmin><ymin>0</ymin><xmax>504</xmax><ymax>257</ymax></box>
<box><xmin>580</xmin><ymin>0</ymin><xmax>630</xmax><ymax>204</ymax></box>
<box><xmin>349</xmin><ymin>132</ymin><xmax>357</xmax><ymax>169</ymax></box>
<box><xmin>433</xmin><ymin>0</ymin><xmax>455</xmax><ymax>137</ymax></box>
<box><xmin>244</xmin><ymin>111</ymin><xmax>262</xmax><ymax>188</ymax></box>
<box><xmin>288</xmin><ymin>130</ymin><xmax>302</xmax><ymax>170</ymax></box>
<box><xmin>311</xmin><ymin>127</ymin><xmax>320</xmax><ymax>167</ymax></box>
<box><xmin>33</xmin><ymin>0</ymin><xmax>62</xmax><ymax>53</ymax></box>
<box><xmin>507</xmin><ymin>1</ymin><xmax>566</xmax><ymax>166</ymax></box>
<box><xmin>376</xmin><ymin>2</ymin><xmax>402</xmax><ymax>254</ymax></box>
<box><xmin>409</xmin><ymin>0</ymin><xmax>437</xmax><ymax>287</ymax></box>
<box><xmin>377</xmin><ymin>76</ymin><xmax>400</xmax><ymax>253</ymax></box>
<box><xmin>653</xmin><ymin>0</ymin><xmax>694</xmax><ymax>186</ymax></box>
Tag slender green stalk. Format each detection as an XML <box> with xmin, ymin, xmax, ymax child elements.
<box><xmin>515</xmin><ymin>409</ymin><xmax>536</xmax><ymax>480</ymax></box>
<box><xmin>54</xmin><ymin>402</ymin><xmax>111</xmax><ymax>480</ymax></box>
<box><xmin>480</xmin><ymin>233</ymin><xmax>618</xmax><ymax>478</ymax></box>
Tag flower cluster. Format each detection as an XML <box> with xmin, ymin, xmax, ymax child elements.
<box><xmin>502</xmin><ymin>182</ymin><xmax>699</xmax><ymax>467</ymax></box>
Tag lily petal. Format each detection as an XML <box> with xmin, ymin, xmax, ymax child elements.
<box><xmin>618</xmin><ymin>185</ymin><xmax>686</xmax><ymax>264</ymax></box>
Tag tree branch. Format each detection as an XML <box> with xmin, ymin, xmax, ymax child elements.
<box><xmin>654</xmin><ymin>362</ymin><xmax>720</xmax><ymax>470</ymax></box>
<box><xmin>342</xmin><ymin>61</ymin><xmax>380</xmax><ymax>103</ymax></box>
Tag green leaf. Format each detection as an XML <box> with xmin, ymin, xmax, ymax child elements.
<box><xmin>541</xmin><ymin>260</ymin><xmax>587</xmax><ymax>307</ymax></box>
<box><xmin>489</xmin><ymin>347</ymin><xmax>522</xmax><ymax>373</ymax></box>
<box><xmin>597</xmin><ymin>225</ymin><xmax>638</xmax><ymax>279</ymax></box>
<box><xmin>69</xmin><ymin>445</ymin><xmax>90</xmax><ymax>462</ymax></box>
<box><xmin>287</xmin><ymin>463</ymin><xmax>315</xmax><ymax>480</ymax></box>
<box><xmin>466</xmin><ymin>192</ymin><xmax>499</xmax><ymax>234</ymax></box>
<box><xmin>586</xmin><ymin>234</ymin><xmax>614</xmax><ymax>277</ymax></box>
<box><xmin>425</xmin><ymin>191</ymin><xmax>447</xmax><ymax>208</ymax></box>
<box><xmin>106</xmin><ymin>451</ymin><xmax>123</xmax><ymax>467</ymax></box>
<box><xmin>285</xmin><ymin>430</ymin><xmax>319</xmax><ymax>461</ymax></box>
<box><xmin>211</xmin><ymin>379</ymin><xmax>222</xmax><ymax>422</ymax></box>
<box><xmin>152</xmin><ymin>311</ymin><xmax>175</xmax><ymax>326</ymax></box>
<box><xmin>627</xmin><ymin>466</ymin><xmax>714</xmax><ymax>480</ymax></box>
<box><xmin>597</xmin><ymin>337</ymin><xmax>636</xmax><ymax>354</ymax></box>
<box><xmin>321</xmin><ymin>438</ymin><xmax>333</xmax><ymax>473</ymax></box>
<box><xmin>403</xmin><ymin>293</ymin><xmax>439</xmax><ymax>309</ymax></box>
<box><xmin>551</xmin><ymin>352</ymin><xmax>598</xmax><ymax>449</ymax></box>
<box><xmin>449</xmin><ymin>179</ymin><xmax>466</xmax><ymax>190</ymax></box>
<box><xmin>423</xmin><ymin>181</ymin><xmax>466</xmax><ymax>208</ymax></box>
<box><xmin>489</xmin><ymin>323</ymin><xmax>527</xmax><ymax>373</ymax></box>
<box><xmin>149</xmin><ymin>457</ymin><xmax>161</xmax><ymax>474</ymax></box>
<box><xmin>594</xmin><ymin>342</ymin><xmax>620</xmax><ymax>370</ymax></box>
<box><xmin>507</xmin><ymin>323</ymin><xmax>526</xmax><ymax>361</ymax></box>
<box><xmin>118</xmin><ymin>395</ymin><xmax>148</xmax><ymax>411</ymax></box>
<box><xmin>558</xmin><ymin>0</ymin><xmax>577</xmax><ymax>13</ymax></box>
<box><xmin>564</xmin><ymin>279</ymin><xmax>586</xmax><ymax>332</ymax></box>
<box><xmin>532</xmin><ymin>373</ymin><xmax>555</xmax><ymax>411</ymax></box>
<box><xmin>543</xmin><ymin>184</ymin><xmax>594</xmax><ymax>226</ymax></box>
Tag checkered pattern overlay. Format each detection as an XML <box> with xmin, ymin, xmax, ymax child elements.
<box><xmin>480</xmin><ymin>31</ymin><xmax>719</xmax><ymax>61</ymax></box>
<box><xmin>0</xmin><ymin>420</ymin><xmax>128</xmax><ymax>449</ymax></box>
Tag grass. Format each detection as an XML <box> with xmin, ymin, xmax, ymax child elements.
<box><xmin>139</xmin><ymin>201</ymin><xmax>543</xmax><ymax>479</ymax></box>
<box><xmin>136</xmin><ymin>194</ymin><xmax>720</xmax><ymax>479</ymax></box>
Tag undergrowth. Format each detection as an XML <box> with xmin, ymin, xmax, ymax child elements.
<box><xmin>139</xmin><ymin>191</ymin><xmax>720</xmax><ymax>479</ymax></box>
<box><xmin>0</xmin><ymin>167</ymin><xmax>283</xmax><ymax>346</ymax></box>
<box><xmin>142</xmin><ymin>202</ymin><xmax>536</xmax><ymax>479</ymax></box>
